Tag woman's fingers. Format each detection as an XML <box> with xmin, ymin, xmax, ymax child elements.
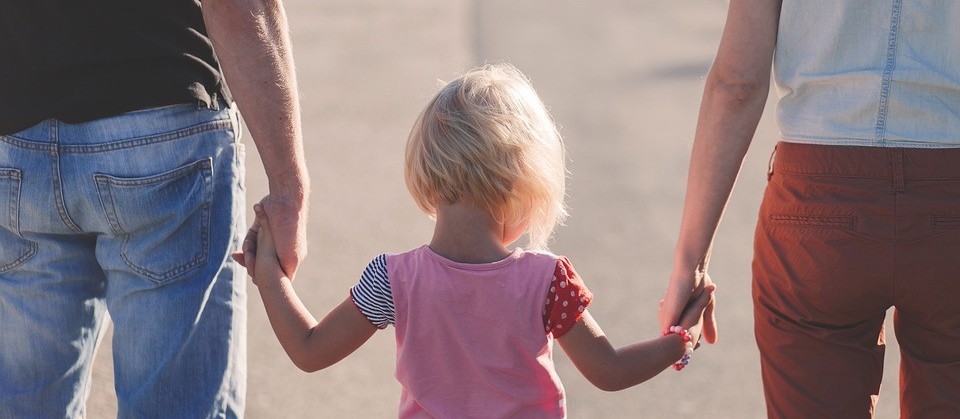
<box><xmin>702</xmin><ymin>293</ymin><xmax>718</xmax><ymax>344</ymax></box>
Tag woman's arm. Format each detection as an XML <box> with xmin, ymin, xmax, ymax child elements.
<box><xmin>559</xmin><ymin>285</ymin><xmax>714</xmax><ymax>391</ymax></box>
<box><xmin>252</xmin><ymin>206</ymin><xmax>377</xmax><ymax>372</ymax></box>
<box><xmin>659</xmin><ymin>0</ymin><xmax>782</xmax><ymax>343</ymax></box>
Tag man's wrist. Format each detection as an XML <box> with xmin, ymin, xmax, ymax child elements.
<box><xmin>267</xmin><ymin>170</ymin><xmax>311</xmax><ymax>207</ymax></box>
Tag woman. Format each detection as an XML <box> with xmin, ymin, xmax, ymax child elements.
<box><xmin>659</xmin><ymin>1</ymin><xmax>960</xmax><ymax>417</ymax></box>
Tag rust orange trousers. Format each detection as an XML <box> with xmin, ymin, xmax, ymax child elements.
<box><xmin>753</xmin><ymin>141</ymin><xmax>960</xmax><ymax>419</ymax></box>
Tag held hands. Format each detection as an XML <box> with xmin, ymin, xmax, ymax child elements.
<box><xmin>231</xmin><ymin>204</ymin><xmax>287</xmax><ymax>286</ymax></box>
<box><xmin>674</xmin><ymin>280</ymin><xmax>716</xmax><ymax>347</ymax></box>
<box><xmin>257</xmin><ymin>192</ymin><xmax>308</xmax><ymax>278</ymax></box>
<box><xmin>659</xmin><ymin>269</ymin><xmax>718</xmax><ymax>344</ymax></box>
<box><xmin>232</xmin><ymin>192</ymin><xmax>307</xmax><ymax>279</ymax></box>
<box><xmin>232</xmin><ymin>193</ymin><xmax>308</xmax><ymax>279</ymax></box>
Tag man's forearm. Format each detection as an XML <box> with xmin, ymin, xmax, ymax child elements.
<box><xmin>202</xmin><ymin>0</ymin><xmax>309</xmax><ymax>201</ymax></box>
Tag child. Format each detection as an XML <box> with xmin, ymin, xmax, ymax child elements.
<box><xmin>237</xmin><ymin>64</ymin><xmax>715</xmax><ymax>418</ymax></box>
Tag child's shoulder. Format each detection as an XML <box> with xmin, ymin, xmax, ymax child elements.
<box><xmin>515</xmin><ymin>248</ymin><xmax>577</xmax><ymax>274</ymax></box>
<box><xmin>516</xmin><ymin>248</ymin><xmax>576</xmax><ymax>266</ymax></box>
<box><xmin>516</xmin><ymin>248</ymin><xmax>559</xmax><ymax>262</ymax></box>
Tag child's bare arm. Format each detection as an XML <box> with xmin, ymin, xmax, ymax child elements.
<box><xmin>557</xmin><ymin>284</ymin><xmax>715</xmax><ymax>391</ymax></box>
<box><xmin>252</xmin><ymin>206</ymin><xmax>378</xmax><ymax>372</ymax></box>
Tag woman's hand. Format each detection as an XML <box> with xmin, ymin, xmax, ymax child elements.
<box><xmin>659</xmin><ymin>269</ymin><xmax>717</xmax><ymax>344</ymax></box>
<box><xmin>674</xmin><ymin>276</ymin><xmax>716</xmax><ymax>346</ymax></box>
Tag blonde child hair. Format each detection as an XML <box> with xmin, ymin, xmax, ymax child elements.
<box><xmin>404</xmin><ymin>63</ymin><xmax>567</xmax><ymax>250</ymax></box>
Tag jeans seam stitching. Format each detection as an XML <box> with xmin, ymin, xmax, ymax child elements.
<box><xmin>874</xmin><ymin>0</ymin><xmax>903</xmax><ymax>143</ymax></box>
<box><xmin>0</xmin><ymin>171</ymin><xmax>37</xmax><ymax>273</ymax></box>
<box><xmin>5</xmin><ymin>170</ymin><xmax>17</xmax><ymax>234</ymax></box>
<box><xmin>94</xmin><ymin>158</ymin><xmax>213</xmax><ymax>186</ymax></box>
<box><xmin>0</xmin><ymin>242</ymin><xmax>37</xmax><ymax>273</ymax></box>
<box><xmin>93</xmin><ymin>177</ymin><xmax>125</xmax><ymax>235</ymax></box>
<box><xmin>0</xmin><ymin>120</ymin><xmax>230</xmax><ymax>152</ymax></box>
<box><xmin>49</xmin><ymin>122</ymin><xmax>83</xmax><ymax>233</ymax></box>
<box><xmin>0</xmin><ymin>135</ymin><xmax>56</xmax><ymax>151</ymax></box>
<box><xmin>60</xmin><ymin>120</ymin><xmax>232</xmax><ymax>154</ymax></box>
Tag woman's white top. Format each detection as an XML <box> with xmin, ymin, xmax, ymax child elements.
<box><xmin>774</xmin><ymin>0</ymin><xmax>960</xmax><ymax>148</ymax></box>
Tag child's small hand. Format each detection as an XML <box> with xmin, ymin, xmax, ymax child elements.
<box><xmin>677</xmin><ymin>278</ymin><xmax>717</xmax><ymax>348</ymax></box>
<box><xmin>231</xmin><ymin>216</ymin><xmax>261</xmax><ymax>276</ymax></box>
<box><xmin>248</xmin><ymin>204</ymin><xmax>287</xmax><ymax>286</ymax></box>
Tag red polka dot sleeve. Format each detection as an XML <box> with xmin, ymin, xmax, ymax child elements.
<box><xmin>543</xmin><ymin>257</ymin><xmax>593</xmax><ymax>338</ymax></box>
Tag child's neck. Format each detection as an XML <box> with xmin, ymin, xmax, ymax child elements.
<box><xmin>429</xmin><ymin>202</ymin><xmax>513</xmax><ymax>264</ymax></box>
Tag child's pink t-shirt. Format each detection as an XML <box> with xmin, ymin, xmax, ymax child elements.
<box><xmin>351</xmin><ymin>245</ymin><xmax>592</xmax><ymax>419</ymax></box>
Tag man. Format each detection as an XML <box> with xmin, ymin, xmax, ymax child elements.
<box><xmin>0</xmin><ymin>0</ymin><xmax>308</xmax><ymax>417</ymax></box>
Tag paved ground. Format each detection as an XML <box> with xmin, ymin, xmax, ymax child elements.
<box><xmin>88</xmin><ymin>1</ymin><xmax>903</xmax><ymax>417</ymax></box>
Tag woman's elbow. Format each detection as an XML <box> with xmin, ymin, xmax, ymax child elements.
<box><xmin>706</xmin><ymin>70</ymin><xmax>769</xmax><ymax>104</ymax></box>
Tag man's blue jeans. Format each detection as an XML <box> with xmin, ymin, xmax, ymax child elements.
<box><xmin>0</xmin><ymin>102</ymin><xmax>247</xmax><ymax>418</ymax></box>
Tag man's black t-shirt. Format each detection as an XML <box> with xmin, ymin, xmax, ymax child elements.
<box><xmin>0</xmin><ymin>0</ymin><xmax>230</xmax><ymax>135</ymax></box>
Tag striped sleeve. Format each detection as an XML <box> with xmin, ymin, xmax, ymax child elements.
<box><xmin>349</xmin><ymin>254</ymin><xmax>395</xmax><ymax>329</ymax></box>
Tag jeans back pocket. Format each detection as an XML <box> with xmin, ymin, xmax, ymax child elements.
<box><xmin>95</xmin><ymin>158</ymin><xmax>213</xmax><ymax>284</ymax></box>
<box><xmin>0</xmin><ymin>168</ymin><xmax>36</xmax><ymax>273</ymax></box>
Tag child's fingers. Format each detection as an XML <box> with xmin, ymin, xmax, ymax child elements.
<box><xmin>242</xmin><ymin>251</ymin><xmax>257</xmax><ymax>277</ymax></box>
<box><xmin>254</xmin><ymin>203</ymin><xmax>280</xmax><ymax>257</ymax></box>
<box><xmin>254</xmin><ymin>205</ymin><xmax>274</xmax><ymax>239</ymax></box>
<box><xmin>231</xmin><ymin>252</ymin><xmax>246</xmax><ymax>267</ymax></box>
<box><xmin>682</xmin><ymin>284</ymin><xmax>712</xmax><ymax>318</ymax></box>
<box><xmin>241</xmin><ymin>217</ymin><xmax>261</xmax><ymax>277</ymax></box>
<box><xmin>257</xmin><ymin>211</ymin><xmax>273</xmax><ymax>240</ymax></box>
<box><xmin>678</xmin><ymin>284</ymin><xmax>716</xmax><ymax>328</ymax></box>
<box><xmin>693</xmin><ymin>283</ymin><xmax>716</xmax><ymax>310</ymax></box>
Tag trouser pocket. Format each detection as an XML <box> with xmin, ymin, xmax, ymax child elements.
<box><xmin>0</xmin><ymin>168</ymin><xmax>36</xmax><ymax>273</ymax></box>
<box><xmin>94</xmin><ymin>158</ymin><xmax>214</xmax><ymax>284</ymax></box>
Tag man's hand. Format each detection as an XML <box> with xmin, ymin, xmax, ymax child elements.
<box><xmin>659</xmin><ymin>269</ymin><xmax>717</xmax><ymax>344</ymax></box>
<box><xmin>259</xmin><ymin>192</ymin><xmax>308</xmax><ymax>278</ymax></box>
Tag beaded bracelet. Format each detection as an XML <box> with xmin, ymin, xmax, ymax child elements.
<box><xmin>663</xmin><ymin>326</ymin><xmax>695</xmax><ymax>371</ymax></box>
